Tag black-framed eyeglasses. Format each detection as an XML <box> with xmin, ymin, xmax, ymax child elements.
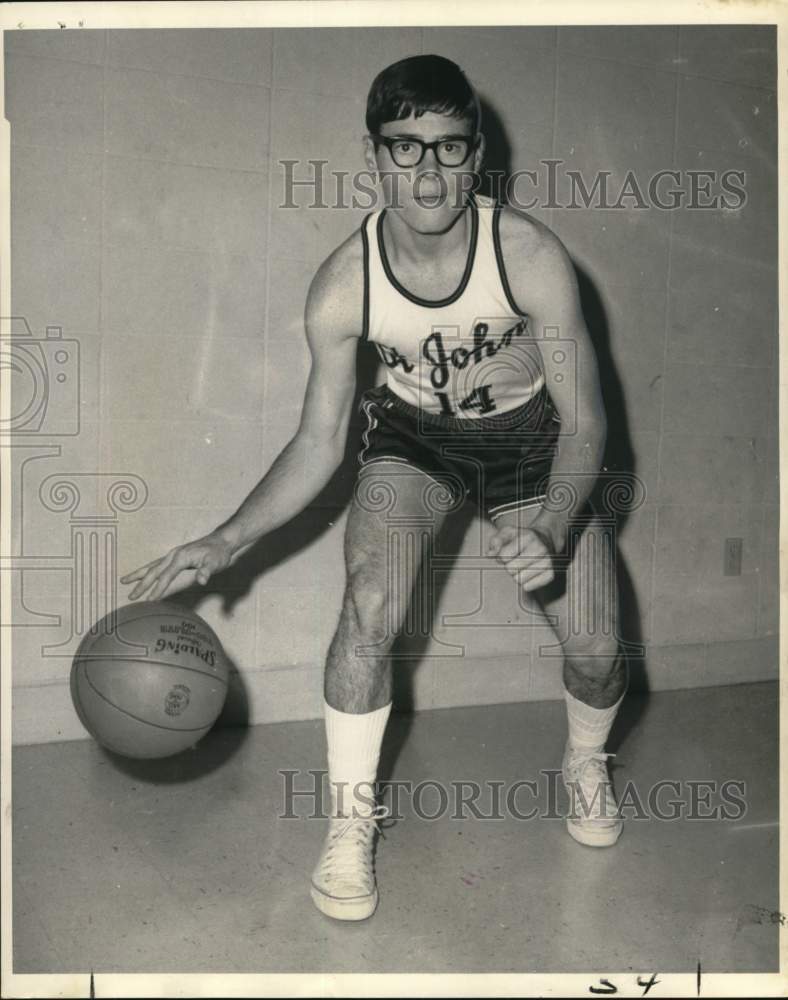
<box><xmin>370</xmin><ymin>133</ymin><xmax>478</xmax><ymax>168</ymax></box>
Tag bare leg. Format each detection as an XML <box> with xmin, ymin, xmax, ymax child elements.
<box><xmin>557</xmin><ymin>515</ymin><xmax>626</xmax><ymax>708</ymax></box>
<box><xmin>492</xmin><ymin>507</ymin><xmax>625</xmax><ymax>705</ymax></box>
<box><xmin>312</xmin><ymin>462</ymin><xmax>451</xmax><ymax>920</ymax></box>
<box><xmin>491</xmin><ymin>506</ymin><xmax>626</xmax><ymax>846</ymax></box>
<box><xmin>325</xmin><ymin>461</ymin><xmax>449</xmax><ymax>713</ymax></box>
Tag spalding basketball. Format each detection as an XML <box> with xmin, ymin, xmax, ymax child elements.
<box><xmin>70</xmin><ymin>601</ymin><xmax>230</xmax><ymax>759</ymax></box>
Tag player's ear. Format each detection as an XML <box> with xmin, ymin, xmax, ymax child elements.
<box><xmin>363</xmin><ymin>134</ymin><xmax>378</xmax><ymax>175</ymax></box>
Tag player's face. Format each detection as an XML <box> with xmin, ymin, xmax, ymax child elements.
<box><xmin>366</xmin><ymin>111</ymin><xmax>482</xmax><ymax>233</ymax></box>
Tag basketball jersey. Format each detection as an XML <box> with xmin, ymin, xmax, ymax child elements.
<box><xmin>360</xmin><ymin>192</ymin><xmax>545</xmax><ymax>419</ymax></box>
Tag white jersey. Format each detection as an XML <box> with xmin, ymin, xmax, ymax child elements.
<box><xmin>361</xmin><ymin>192</ymin><xmax>544</xmax><ymax>419</ymax></box>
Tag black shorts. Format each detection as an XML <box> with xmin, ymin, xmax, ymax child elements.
<box><xmin>356</xmin><ymin>383</ymin><xmax>561</xmax><ymax>522</ymax></box>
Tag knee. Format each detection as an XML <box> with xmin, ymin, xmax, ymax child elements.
<box><xmin>563</xmin><ymin>635</ymin><xmax>622</xmax><ymax>680</ymax></box>
<box><xmin>344</xmin><ymin>553</ymin><xmax>392</xmax><ymax>643</ymax></box>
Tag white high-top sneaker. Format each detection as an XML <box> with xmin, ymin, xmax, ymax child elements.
<box><xmin>310</xmin><ymin>805</ymin><xmax>389</xmax><ymax>920</ymax></box>
<box><xmin>562</xmin><ymin>744</ymin><xmax>623</xmax><ymax>847</ymax></box>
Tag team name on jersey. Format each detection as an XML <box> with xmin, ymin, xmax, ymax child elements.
<box><xmin>375</xmin><ymin>317</ymin><xmax>527</xmax><ymax>388</ymax></box>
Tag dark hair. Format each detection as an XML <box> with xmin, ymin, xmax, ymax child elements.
<box><xmin>366</xmin><ymin>54</ymin><xmax>481</xmax><ymax>135</ymax></box>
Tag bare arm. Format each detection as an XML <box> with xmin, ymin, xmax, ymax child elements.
<box><xmin>121</xmin><ymin>236</ymin><xmax>363</xmax><ymax>600</ymax></box>
<box><xmin>504</xmin><ymin>214</ymin><xmax>607</xmax><ymax>554</ymax></box>
<box><xmin>214</xmin><ymin>257</ymin><xmax>360</xmax><ymax>554</ymax></box>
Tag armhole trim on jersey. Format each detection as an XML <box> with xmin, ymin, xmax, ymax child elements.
<box><xmin>360</xmin><ymin>214</ymin><xmax>371</xmax><ymax>341</ymax></box>
<box><xmin>493</xmin><ymin>203</ymin><xmax>528</xmax><ymax>318</ymax></box>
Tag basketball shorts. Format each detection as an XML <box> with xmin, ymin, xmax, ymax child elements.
<box><xmin>356</xmin><ymin>383</ymin><xmax>562</xmax><ymax>522</ymax></box>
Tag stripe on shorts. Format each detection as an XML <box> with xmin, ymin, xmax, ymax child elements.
<box><xmin>358</xmin><ymin>399</ymin><xmax>379</xmax><ymax>464</ymax></box>
<box><xmin>488</xmin><ymin>495</ymin><xmax>547</xmax><ymax>520</ymax></box>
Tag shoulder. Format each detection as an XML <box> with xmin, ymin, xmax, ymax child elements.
<box><xmin>305</xmin><ymin>222</ymin><xmax>369</xmax><ymax>343</ymax></box>
<box><xmin>497</xmin><ymin>204</ymin><xmax>575</xmax><ymax>285</ymax></box>
<box><xmin>497</xmin><ymin>205</ymin><xmax>582</xmax><ymax>320</ymax></box>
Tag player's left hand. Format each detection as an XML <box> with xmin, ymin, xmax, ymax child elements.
<box><xmin>487</xmin><ymin>524</ymin><xmax>555</xmax><ymax>591</ymax></box>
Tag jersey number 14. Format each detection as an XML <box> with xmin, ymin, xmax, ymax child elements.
<box><xmin>435</xmin><ymin>385</ymin><xmax>496</xmax><ymax>416</ymax></box>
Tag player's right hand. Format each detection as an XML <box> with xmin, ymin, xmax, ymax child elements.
<box><xmin>120</xmin><ymin>532</ymin><xmax>236</xmax><ymax>602</ymax></box>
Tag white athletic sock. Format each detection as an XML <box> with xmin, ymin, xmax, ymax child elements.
<box><xmin>563</xmin><ymin>686</ymin><xmax>625</xmax><ymax>753</ymax></box>
<box><xmin>324</xmin><ymin>700</ymin><xmax>392</xmax><ymax>818</ymax></box>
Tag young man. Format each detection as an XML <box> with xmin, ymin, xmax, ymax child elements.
<box><xmin>121</xmin><ymin>55</ymin><xmax>627</xmax><ymax>922</ymax></box>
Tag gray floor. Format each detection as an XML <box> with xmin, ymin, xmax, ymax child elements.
<box><xmin>12</xmin><ymin>682</ymin><xmax>779</xmax><ymax>974</ymax></box>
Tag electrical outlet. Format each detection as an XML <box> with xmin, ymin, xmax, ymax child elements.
<box><xmin>724</xmin><ymin>537</ymin><xmax>743</xmax><ymax>576</ymax></box>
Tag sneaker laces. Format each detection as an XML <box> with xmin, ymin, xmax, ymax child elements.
<box><xmin>317</xmin><ymin>805</ymin><xmax>390</xmax><ymax>882</ymax></box>
<box><xmin>564</xmin><ymin>749</ymin><xmax>618</xmax><ymax>821</ymax></box>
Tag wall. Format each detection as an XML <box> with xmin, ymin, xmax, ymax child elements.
<box><xmin>4</xmin><ymin>25</ymin><xmax>778</xmax><ymax>744</ymax></box>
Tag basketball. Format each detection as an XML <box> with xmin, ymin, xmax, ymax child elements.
<box><xmin>70</xmin><ymin>601</ymin><xmax>230</xmax><ymax>759</ymax></box>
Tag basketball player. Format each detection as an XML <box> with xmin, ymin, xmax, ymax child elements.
<box><xmin>121</xmin><ymin>55</ymin><xmax>627</xmax><ymax>922</ymax></box>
